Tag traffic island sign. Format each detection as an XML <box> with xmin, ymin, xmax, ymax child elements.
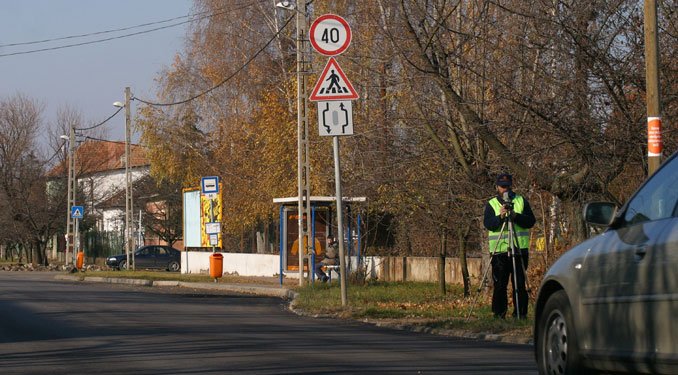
<box><xmin>318</xmin><ymin>101</ymin><xmax>353</xmax><ymax>136</ymax></box>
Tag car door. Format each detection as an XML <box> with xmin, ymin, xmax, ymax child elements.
<box><xmin>135</xmin><ymin>247</ymin><xmax>156</xmax><ymax>269</ymax></box>
<box><xmin>155</xmin><ymin>247</ymin><xmax>171</xmax><ymax>269</ymax></box>
<box><xmin>579</xmin><ymin>154</ymin><xmax>678</xmax><ymax>363</ymax></box>
<box><xmin>645</xmin><ymin>216</ymin><xmax>678</xmax><ymax>371</ymax></box>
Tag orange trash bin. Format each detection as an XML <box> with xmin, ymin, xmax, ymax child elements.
<box><xmin>210</xmin><ymin>253</ymin><xmax>223</xmax><ymax>280</ymax></box>
<box><xmin>76</xmin><ymin>251</ymin><xmax>84</xmax><ymax>270</ymax></box>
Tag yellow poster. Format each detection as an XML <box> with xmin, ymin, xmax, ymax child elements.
<box><xmin>200</xmin><ymin>183</ymin><xmax>223</xmax><ymax>248</ymax></box>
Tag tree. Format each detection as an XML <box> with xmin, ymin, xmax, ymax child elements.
<box><xmin>0</xmin><ymin>94</ymin><xmax>64</xmax><ymax>265</ymax></box>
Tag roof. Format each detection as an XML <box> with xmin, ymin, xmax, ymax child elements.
<box><xmin>48</xmin><ymin>140</ymin><xmax>149</xmax><ymax>177</ymax></box>
<box><xmin>272</xmin><ymin>196</ymin><xmax>367</xmax><ymax>204</ymax></box>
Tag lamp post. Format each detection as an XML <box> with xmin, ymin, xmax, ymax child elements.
<box><xmin>276</xmin><ymin>0</ymin><xmax>312</xmax><ymax>286</ymax></box>
<box><xmin>113</xmin><ymin>87</ymin><xmax>134</xmax><ymax>270</ymax></box>
<box><xmin>61</xmin><ymin>129</ymin><xmax>76</xmax><ymax>267</ymax></box>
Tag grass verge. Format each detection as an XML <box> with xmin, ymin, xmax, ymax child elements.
<box><xmin>294</xmin><ymin>281</ymin><xmax>533</xmax><ymax>337</ymax></box>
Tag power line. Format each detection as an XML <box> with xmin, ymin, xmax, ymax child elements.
<box><xmin>0</xmin><ymin>9</ymin><xmax>207</xmax><ymax>48</ymax></box>
<box><xmin>134</xmin><ymin>14</ymin><xmax>294</xmax><ymax>107</ymax></box>
<box><xmin>77</xmin><ymin>106</ymin><xmax>124</xmax><ymax>131</ymax></box>
<box><xmin>44</xmin><ymin>139</ymin><xmax>68</xmax><ymax>166</ymax></box>
<box><xmin>0</xmin><ymin>0</ymin><xmax>263</xmax><ymax>58</ymax></box>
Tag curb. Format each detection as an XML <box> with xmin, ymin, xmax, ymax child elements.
<box><xmin>55</xmin><ymin>274</ymin><xmax>293</xmax><ymax>299</ymax></box>
<box><xmin>287</xmin><ymin>305</ymin><xmax>533</xmax><ymax>346</ymax></box>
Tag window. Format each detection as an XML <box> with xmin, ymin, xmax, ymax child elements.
<box><xmin>624</xmin><ymin>156</ymin><xmax>678</xmax><ymax>225</ymax></box>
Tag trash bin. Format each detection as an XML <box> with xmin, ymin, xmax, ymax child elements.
<box><xmin>76</xmin><ymin>251</ymin><xmax>84</xmax><ymax>270</ymax></box>
<box><xmin>209</xmin><ymin>253</ymin><xmax>223</xmax><ymax>280</ymax></box>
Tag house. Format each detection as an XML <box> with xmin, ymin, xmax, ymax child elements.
<box><xmin>48</xmin><ymin>140</ymin><xmax>152</xmax><ymax>260</ymax></box>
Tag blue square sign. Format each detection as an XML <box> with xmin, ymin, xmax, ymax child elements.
<box><xmin>201</xmin><ymin>176</ymin><xmax>219</xmax><ymax>195</ymax></box>
<box><xmin>71</xmin><ymin>205</ymin><xmax>84</xmax><ymax>219</ymax></box>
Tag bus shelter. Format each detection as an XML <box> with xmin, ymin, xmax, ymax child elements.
<box><xmin>273</xmin><ymin>196</ymin><xmax>366</xmax><ymax>285</ymax></box>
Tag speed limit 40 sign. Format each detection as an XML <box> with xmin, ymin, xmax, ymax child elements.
<box><xmin>309</xmin><ymin>14</ymin><xmax>351</xmax><ymax>56</ymax></box>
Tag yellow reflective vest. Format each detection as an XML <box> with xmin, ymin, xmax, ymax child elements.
<box><xmin>488</xmin><ymin>195</ymin><xmax>530</xmax><ymax>253</ymax></box>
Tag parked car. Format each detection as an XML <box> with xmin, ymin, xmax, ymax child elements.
<box><xmin>107</xmin><ymin>245</ymin><xmax>181</xmax><ymax>272</ymax></box>
<box><xmin>534</xmin><ymin>151</ymin><xmax>678</xmax><ymax>374</ymax></box>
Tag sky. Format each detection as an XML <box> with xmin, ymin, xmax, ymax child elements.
<box><xmin>0</xmin><ymin>0</ymin><xmax>194</xmax><ymax>145</ymax></box>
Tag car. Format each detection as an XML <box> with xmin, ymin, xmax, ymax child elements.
<box><xmin>106</xmin><ymin>245</ymin><xmax>181</xmax><ymax>272</ymax></box>
<box><xmin>534</xmin><ymin>151</ymin><xmax>678</xmax><ymax>374</ymax></box>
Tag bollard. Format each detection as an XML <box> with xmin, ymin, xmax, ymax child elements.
<box><xmin>209</xmin><ymin>253</ymin><xmax>223</xmax><ymax>282</ymax></box>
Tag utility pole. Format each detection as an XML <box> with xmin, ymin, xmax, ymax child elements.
<box><xmin>644</xmin><ymin>0</ymin><xmax>662</xmax><ymax>175</ymax></box>
<box><xmin>65</xmin><ymin>125</ymin><xmax>76</xmax><ymax>266</ymax></box>
<box><xmin>124</xmin><ymin>87</ymin><xmax>135</xmax><ymax>270</ymax></box>
<box><xmin>296</xmin><ymin>0</ymin><xmax>312</xmax><ymax>286</ymax></box>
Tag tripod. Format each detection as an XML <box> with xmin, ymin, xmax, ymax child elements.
<box><xmin>466</xmin><ymin>208</ymin><xmax>530</xmax><ymax>321</ymax></box>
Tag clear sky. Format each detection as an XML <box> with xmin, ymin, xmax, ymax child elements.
<box><xmin>0</xmin><ymin>0</ymin><xmax>193</xmax><ymax>144</ymax></box>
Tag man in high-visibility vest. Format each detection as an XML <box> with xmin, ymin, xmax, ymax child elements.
<box><xmin>483</xmin><ymin>173</ymin><xmax>536</xmax><ymax>319</ymax></box>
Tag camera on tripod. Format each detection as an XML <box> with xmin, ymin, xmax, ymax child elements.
<box><xmin>502</xmin><ymin>192</ymin><xmax>514</xmax><ymax>211</ymax></box>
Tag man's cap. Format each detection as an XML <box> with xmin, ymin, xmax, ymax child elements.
<box><xmin>496</xmin><ymin>173</ymin><xmax>513</xmax><ymax>187</ymax></box>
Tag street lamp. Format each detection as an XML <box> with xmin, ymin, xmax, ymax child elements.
<box><xmin>113</xmin><ymin>86</ymin><xmax>134</xmax><ymax>271</ymax></box>
<box><xmin>275</xmin><ymin>1</ymin><xmax>295</xmax><ymax>11</ymax></box>
<box><xmin>276</xmin><ymin>0</ymin><xmax>312</xmax><ymax>286</ymax></box>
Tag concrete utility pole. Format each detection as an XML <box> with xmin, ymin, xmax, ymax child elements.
<box><xmin>295</xmin><ymin>0</ymin><xmax>312</xmax><ymax>286</ymax></box>
<box><xmin>124</xmin><ymin>87</ymin><xmax>134</xmax><ymax>270</ymax></box>
<box><xmin>65</xmin><ymin>125</ymin><xmax>76</xmax><ymax>266</ymax></box>
<box><xmin>644</xmin><ymin>0</ymin><xmax>662</xmax><ymax>175</ymax></box>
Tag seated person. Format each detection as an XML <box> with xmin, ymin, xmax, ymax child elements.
<box><xmin>316</xmin><ymin>236</ymin><xmax>339</xmax><ymax>282</ymax></box>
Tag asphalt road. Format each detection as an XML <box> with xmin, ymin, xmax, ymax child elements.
<box><xmin>0</xmin><ymin>272</ymin><xmax>537</xmax><ymax>374</ymax></box>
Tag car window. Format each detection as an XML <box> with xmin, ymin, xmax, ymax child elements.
<box><xmin>137</xmin><ymin>248</ymin><xmax>150</xmax><ymax>256</ymax></box>
<box><xmin>157</xmin><ymin>248</ymin><xmax>168</xmax><ymax>256</ymax></box>
<box><xmin>623</xmin><ymin>156</ymin><xmax>678</xmax><ymax>225</ymax></box>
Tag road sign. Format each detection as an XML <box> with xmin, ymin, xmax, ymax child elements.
<box><xmin>201</xmin><ymin>176</ymin><xmax>219</xmax><ymax>196</ymax></box>
<box><xmin>71</xmin><ymin>205</ymin><xmax>84</xmax><ymax>219</ymax></box>
<box><xmin>309</xmin><ymin>14</ymin><xmax>351</xmax><ymax>56</ymax></box>
<box><xmin>310</xmin><ymin>58</ymin><xmax>359</xmax><ymax>102</ymax></box>
<box><xmin>318</xmin><ymin>101</ymin><xmax>353</xmax><ymax>136</ymax></box>
<box><xmin>205</xmin><ymin>222</ymin><xmax>221</xmax><ymax>235</ymax></box>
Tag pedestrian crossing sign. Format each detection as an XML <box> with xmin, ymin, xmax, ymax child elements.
<box><xmin>71</xmin><ymin>205</ymin><xmax>84</xmax><ymax>219</ymax></box>
<box><xmin>309</xmin><ymin>57</ymin><xmax>359</xmax><ymax>101</ymax></box>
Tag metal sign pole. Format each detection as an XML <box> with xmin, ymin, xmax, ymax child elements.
<box><xmin>333</xmin><ymin>136</ymin><xmax>348</xmax><ymax>306</ymax></box>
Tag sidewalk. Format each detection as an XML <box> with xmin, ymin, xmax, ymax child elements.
<box><xmin>55</xmin><ymin>274</ymin><xmax>532</xmax><ymax>345</ymax></box>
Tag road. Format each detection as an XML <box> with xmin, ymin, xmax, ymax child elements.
<box><xmin>0</xmin><ymin>272</ymin><xmax>537</xmax><ymax>374</ymax></box>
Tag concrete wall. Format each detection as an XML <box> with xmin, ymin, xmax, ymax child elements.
<box><xmin>378</xmin><ymin>256</ymin><xmax>482</xmax><ymax>283</ymax></box>
<box><xmin>181</xmin><ymin>252</ymin><xmax>279</xmax><ymax>276</ymax></box>
<box><xmin>181</xmin><ymin>251</ymin><xmax>482</xmax><ymax>285</ymax></box>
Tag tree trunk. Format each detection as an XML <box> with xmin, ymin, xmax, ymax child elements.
<box><xmin>438</xmin><ymin>229</ymin><xmax>446</xmax><ymax>295</ymax></box>
<box><xmin>563</xmin><ymin>200</ymin><xmax>586</xmax><ymax>245</ymax></box>
<box><xmin>458</xmin><ymin>224</ymin><xmax>471</xmax><ymax>297</ymax></box>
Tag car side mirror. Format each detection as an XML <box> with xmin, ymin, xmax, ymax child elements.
<box><xmin>583</xmin><ymin>202</ymin><xmax>617</xmax><ymax>227</ymax></box>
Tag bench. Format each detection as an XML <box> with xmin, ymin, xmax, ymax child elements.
<box><xmin>322</xmin><ymin>265</ymin><xmax>340</xmax><ymax>282</ymax></box>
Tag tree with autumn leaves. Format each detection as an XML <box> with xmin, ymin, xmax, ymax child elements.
<box><xmin>136</xmin><ymin>0</ymin><xmax>677</xmax><ymax>281</ymax></box>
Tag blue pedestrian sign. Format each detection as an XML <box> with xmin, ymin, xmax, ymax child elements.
<box><xmin>71</xmin><ymin>206</ymin><xmax>84</xmax><ymax>219</ymax></box>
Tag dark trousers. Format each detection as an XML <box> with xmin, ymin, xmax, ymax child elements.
<box><xmin>491</xmin><ymin>249</ymin><xmax>529</xmax><ymax>318</ymax></box>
